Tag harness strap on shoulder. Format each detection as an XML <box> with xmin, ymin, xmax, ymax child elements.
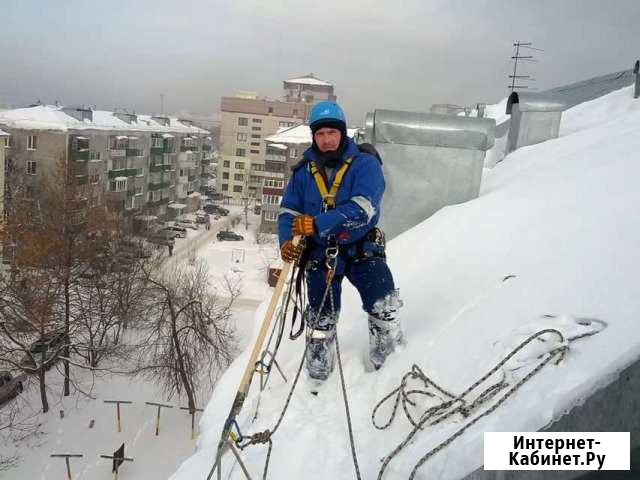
<box><xmin>309</xmin><ymin>157</ymin><xmax>354</xmax><ymax>209</ymax></box>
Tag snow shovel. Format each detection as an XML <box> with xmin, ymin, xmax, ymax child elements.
<box><xmin>207</xmin><ymin>236</ymin><xmax>300</xmax><ymax>480</ymax></box>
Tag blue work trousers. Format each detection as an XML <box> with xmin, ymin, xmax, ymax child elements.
<box><xmin>305</xmin><ymin>253</ymin><xmax>395</xmax><ymax>326</ymax></box>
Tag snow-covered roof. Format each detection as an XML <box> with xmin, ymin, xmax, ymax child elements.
<box><xmin>267</xmin><ymin>143</ymin><xmax>288</xmax><ymax>150</ymax></box>
<box><xmin>0</xmin><ymin>105</ymin><xmax>209</xmax><ymax>135</ymax></box>
<box><xmin>285</xmin><ymin>74</ymin><xmax>333</xmax><ymax>87</ymax></box>
<box><xmin>0</xmin><ymin>128</ymin><xmax>8</xmax><ymax>136</ymax></box>
<box><xmin>265</xmin><ymin>124</ymin><xmax>357</xmax><ymax>145</ymax></box>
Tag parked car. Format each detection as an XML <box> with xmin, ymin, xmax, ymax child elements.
<box><xmin>217</xmin><ymin>230</ymin><xmax>244</xmax><ymax>241</ymax></box>
<box><xmin>162</xmin><ymin>226</ymin><xmax>187</xmax><ymax>238</ymax></box>
<box><xmin>195</xmin><ymin>213</ymin><xmax>210</xmax><ymax>224</ymax></box>
<box><xmin>203</xmin><ymin>204</ymin><xmax>229</xmax><ymax>216</ymax></box>
<box><xmin>159</xmin><ymin>227</ymin><xmax>180</xmax><ymax>239</ymax></box>
<box><xmin>176</xmin><ymin>219</ymin><xmax>199</xmax><ymax>230</ymax></box>
<box><xmin>0</xmin><ymin>371</ymin><xmax>24</xmax><ymax>407</ymax></box>
<box><xmin>21</xmin><ymin>331</ymin><xmax>69</xmax><ymax>371</ymax></box>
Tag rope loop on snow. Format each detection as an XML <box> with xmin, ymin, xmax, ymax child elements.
<box><xmin>372</xmin><ymin>325</ymin><xmax>608</xmax><ymax>480</ymax></box>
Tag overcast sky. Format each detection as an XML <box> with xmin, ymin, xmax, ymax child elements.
<box><xmin>1</xmin><ymin>0</ymin><xmax>638</xmax><ymax>124</ymax></box>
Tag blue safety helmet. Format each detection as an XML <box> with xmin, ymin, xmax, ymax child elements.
<box><xmin>309</xmin><ymin>101</ymin><xmax>346</xmax><ymax>128</ymax></box>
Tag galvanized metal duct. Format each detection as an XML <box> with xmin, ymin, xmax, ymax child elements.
<box><xmin>506</xmin><ymin>92</ymin><xmax>567</xmax><ymax>114</ymax></box>
<box><xmin>368</xmin><ymin>109</ymin><xmax>496</xmax><ymax>151</ymax></box>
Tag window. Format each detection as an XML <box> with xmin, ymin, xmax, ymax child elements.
<box><xmin>179</xmin><ymin>169</ymin><xmax>185</xmax><ymax>177</ymax></box>
<box><xmin>250</xmin><ymin>149</ymin><xmax>260</xmax><ymax>154</ymax></box>
<box><xmin>135</xmin><ymin>185</ymin><xmax>143</xmax><ymax>195</ymax></box>
<box><xmin>222</xmin><ymin>183</ymin><xmax>229</xmax><ymax>191</ymax></box>
<box><xmin>264</xmin><ymin>179</ymin><xmax>284</xmax><ymax>188</ymax></box>
<box><xmin>238</xmin><ymin>117</ymin><xmax>248</xmax><ymax>126</ymax></box>
<box><xmin>233</xmin><ymin>185</ymin><xmax>243</xmax><ymax>193</ymax></box>
<box><xmin>236</xmin><ymin>148</ymin><xmax>246</xmax><ymax>157</ymax></box>
<box><xmin>251</xmin><ymin>134</ymin><xmax>261</xmax><ymax>139</ymax></box>
<box><xmin>222</xmin><ymin>172</ymin><xmax>229</xmax><ymax>179</ymax></box>
<box><xmin>251</xmin><ymin>126</ymin><xmax>261</xmax><ymax>131</ymax></box>
<box><xmin>112</xmin><ymin>158</ymin><xmax>126</xmax><ymax>170</ymax></box>
<box><xmin>252</xmin><ymin>118</ymin><xmax>262</xmax><ymax>123</ymax></box>
<box><xmin>27</xmin><ymin>135</ymin><xmax>37</xmax><ymax>150</ymax></box>
<box><xmin>250</xmin><ymin>175</ymin><xmax>262</xmax><ymax>182</ymax></box>
<box><xmin>234</xmin><ymin>173</ymin><xmax>244</xmax><ymax>181</ymax></box>
<box><xmin>250</xmin><ymin>142</ymin><xmax>260</xmax><ymax>147</ymax></box>
<box><xmin>223</xmin><ymin>160</ymin><xmax>230</xmax><ymax>167</ymax></box>
<box><xmin>137</xmin><ymin>167</ymin><xmax>144</xmax><ymax>177</ymax></box>
<box><xmin>262</xmin><ymin>194</ymin><xmax>281</xmax><ymax>205</ymax></box>
<box><xmin>237</xmin><ymin>133</ymin><xmax>248</xmax><ymax>142</ymax></box>
<box><xmin>290</xmin><ymin>148</ymin><xmax>298</xmax><ymax>159</ymax></box>
<box><xmin>110</xmin><ymin>179</ymin><xmax>127</xmax><ymax>192</ymax></box>
<box><xmin>26</xmin><ymin>160</ymin><xmax>37</xmax><ymax>175</ymax></box>
<box><xmin>3</xmin><ymin>136</ymin><xmax>12</xmax><ymax>148</ymax></box>
<box><xmin>74</xmin><ymin>137</ymin><xmax>89</xmax><ymax>151</ymax></box>
<box><xmin>279</xmin><ymin>121</ymin><xmax>294</xmax><ymax>128</ymax></box>
<box><xmin>292</xmin><ymin>109</ymin><xmax>298</xmax><ymax>116</ymax></box>
<box><xmin>268</xmin><ymin>107</ymin><xmax>273</xmax><ymax>113</ymax></box>
<box><xmin>264</xmin><ymin>211</ymin><xmax>278</xmax><ymax>222</ymax></box>
<box><xmin>89</xmin><ymin>173</ymin><xmax>100</xmax><ymax>184</ymax></box>
<box><xmin>235</xmin><ymin>162</ymin><xmax>245</xmax><ymax>169</ymax></box>
<box><xmin>151</xmin><ymin>136</ymin><xmax>163</xmax><ymax>148</ymax></box>
<box><xmin>252</xmin><ymin>164</ymin><xmax>264</xmax><ymax>171</ymax></box>
<box><xmin>89</xmin><ymin>150</ymin><xmax>101</xmax><ymax>161</ymax></box>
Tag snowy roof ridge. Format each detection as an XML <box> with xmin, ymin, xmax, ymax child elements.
<box><xmin>0</xmin><ymin>105</ymin><xmax>209</xmax><ymax>134</ymax></box>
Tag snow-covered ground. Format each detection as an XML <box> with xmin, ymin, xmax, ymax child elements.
<box><xmin>1</xmin><ymin>207</ymin><xmax>279</xmax><ymax>479</ymax></box>
<box><xmin>170</xmin><ymin>85</ymin><xmax>640</xmax><ymax>480</ymax></box>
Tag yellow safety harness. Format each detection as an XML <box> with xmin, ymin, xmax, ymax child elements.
<box><xmin>309</xmin><ymin>157</ymin><xmax>354</xmax><ymax>210</ymax></box>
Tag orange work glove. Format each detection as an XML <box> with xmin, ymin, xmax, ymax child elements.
<box><xmin>281</xmin><ymin>240</ymin><xmax>303</xmax><ymax>263</ymax></box>
<box><xmin>292</xmin><ymin>214</ymin><xmax>315</xmax><ymax>237</ymax></box>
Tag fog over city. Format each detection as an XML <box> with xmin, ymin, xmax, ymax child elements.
<box><xmin>1</xmin><ymin>0</ymin><xmax>639</xmax><ymax>123</ymax></box>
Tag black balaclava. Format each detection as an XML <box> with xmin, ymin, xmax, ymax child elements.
<box><xmin>310</xmin><ymin>119</ymin><xmax>347</xmax><ymax>168</ymax></box>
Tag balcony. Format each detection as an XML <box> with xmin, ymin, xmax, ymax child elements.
<box><xmin>126</xmin><ymin>148</ymin><xmax>143</xmax><ymax>157</ymax></box>
<box><xmin>108</xmin><ymin>168</ymin><xmax>140</xmax><ymax>179</ymax></box>
<box><xmin>110</xmin><ymin>149</ymin><xmax>126</xmax><ymax>158</ymax></box>
<box><xmin>150</xmin><ymin>164</ymin><xmax>165</xmax><ymax>173</ymax></box>
<box><xmin>180</xmin><ymin>145</ymin><xmax>195</xmax><ymax>152</ymax></box>
<box><xmin>150</xmin><ymin>145</ymin><xmax>164</xmax><ymax>155</ymax></box>
<box><xmin>265</xmin><ymin>153</ymin><xmax>286</xmax><ymax>162</ymax></box>
<box><xmin>71</xmin><ymin>150</ymin><xmax>89</xmax><ymax>161</ymax></box>
<box><xmin>201</xmin><ymin>158</ymin><xmax>211</xmax><ymax>165</ymax></box>
<box><xmin>148</xmin><ymin>181</ymin><xmax>171</xmax><ymax>191</ymax></box>
<box><xmin>202</xmin><ymin>144</ymin><xmax>212</xmax><ymax>151</ymax></box>
<box><xmin>188</xmin><ymin>175</ymin><xmax>196</xmax><ymax>182</ymax></box>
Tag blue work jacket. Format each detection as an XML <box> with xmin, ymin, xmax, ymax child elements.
<box><xmin>278</xmin><ymin>138</ymin><xmax>384</xmax><ymax>248</ymax></box>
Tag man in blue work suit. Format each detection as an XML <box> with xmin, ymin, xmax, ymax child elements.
<box><xmin>278</xmin><ymin>100</ymin><xmax>403</xmax><ymax>381</ymax></box>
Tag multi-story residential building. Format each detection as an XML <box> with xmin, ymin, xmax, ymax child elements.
<box><xmin>218</xmin><ymin>74</ymin><xmax>336</xmax><ymax>201</ymax></box>
<box><xmin>0</xmin><ymin>105</ymin><xmax>213</xmax><ymax>229</ymax></box>
<box><xmin>0</xmin><ymin>129</ymin><xmax>8</xmax><ymax>221</ymax></box>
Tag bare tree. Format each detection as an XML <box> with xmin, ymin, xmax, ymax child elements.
<box><xmin>133</xmin><ymin>259</ymin><xmax>237</xmax><ymax>413</ymax></box>
<box><xmin>0</xmin><ymin>267</ymin><xmax>62</xmax><ymax>413</ymax></box>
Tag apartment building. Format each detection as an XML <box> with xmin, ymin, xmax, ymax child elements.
<box><xmin>0</xmin><ymin>129</ymin><xmax>8</xmax><ymax>220</ymax></box>
<box><xmin>218</xmin><ymin>74</ymin><xmax>336</xmax><ymax>201</ymax></box>
<box><xmin>0</xmin><ymin>105</ymin><xmax>213</xmax><ymax>227</ymax></box>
